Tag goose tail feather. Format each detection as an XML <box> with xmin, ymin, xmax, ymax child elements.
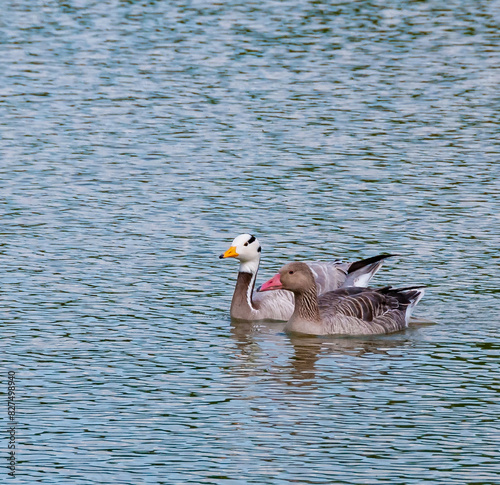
<box><xmin>377</xmin><ymin>285</ymin><xmax>426</xmax><ymax>322</ymax></box>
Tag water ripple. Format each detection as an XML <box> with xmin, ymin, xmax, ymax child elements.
<box><xmin>2</xmin><ymin>1</ymin><xmax>499</xmax><ymax>483</ymax></box>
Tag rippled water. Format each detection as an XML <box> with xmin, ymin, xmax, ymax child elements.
<box><xmin>2</xmin><ymin>1</ymin><xmax>500</xmax><ymax>483</ymax></box>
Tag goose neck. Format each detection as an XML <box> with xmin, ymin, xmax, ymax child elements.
<box><xmin>238</xmin><ymin>258</ymin><xmax>260</xmax><ymax>275</ymax></box>
<box><xmin>293</xmin><ymin>287</ymin><xmax>321</xmax><ymax>322</ymax></box>
<box><xmin>230</xmin><ymin>263</ymin><xmax>260</xmax><ymax>318</ymax></box>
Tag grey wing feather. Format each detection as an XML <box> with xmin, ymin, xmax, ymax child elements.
<box><xmin>306</xmin><ymin>255</ymin><xmax>391</xmax><ymax>294</ymax></box>
<box><xmin>319</xmin><ymin>288</ymin><xmax>399</xmax><ymax>321</ymax></box>
<box><xmin>317</xmin><ymin>287</ymin><xmax>410</xmax><ymax>335</ymax></box>
<box><xmin>343</xmin><ymin>254</ymin><xmax>394</xmax><ymax>287</ymax></box>
<box><xmin>305</xmin><ymin>261</ymin><xmax>350</xmax><ymax>294</ymax></box>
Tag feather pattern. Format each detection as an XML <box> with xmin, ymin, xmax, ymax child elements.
<box><xmin>258</xmin><ymin>262</ymin><xmax>425</xmax><ymax>335</ymax></box>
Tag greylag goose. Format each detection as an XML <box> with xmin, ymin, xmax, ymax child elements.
<box><xmin>219</xmin><ymin>234</ymin><xmax>394</xmax><ymax>321</ymax></box>
<box><xmin>258</xmin><ymin>262</ymin><xmax>425</xmax><ymax>335</ymax></box>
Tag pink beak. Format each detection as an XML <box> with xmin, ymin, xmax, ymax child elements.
<box><xmin>257</xmin><ymin>273</ymin><xmax>283</xmax><ymax>292</ymax></box>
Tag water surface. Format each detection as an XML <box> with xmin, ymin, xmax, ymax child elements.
<box><xmin>2</xmin><ymin>1</ymin><xmax>499</xmax><ymax>483</ymax></box>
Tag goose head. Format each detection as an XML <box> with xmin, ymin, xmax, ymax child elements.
<box><xmin>258</xmin><ymin>262</ymin><xmax>314</xmax><ymax>293</ymax></box>
<box><xmin>219</xmin><ymin>233</ymin><xmax>262</xmax><ymax>274</ymax></box>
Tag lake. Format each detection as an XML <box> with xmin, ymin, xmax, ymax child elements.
<box><xmin>2</xmin><ymin>1</ymin><xmax>499</xmax><ymax>483</ymax></box>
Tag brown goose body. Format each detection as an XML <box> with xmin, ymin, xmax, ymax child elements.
<box><xmin>259</xmin><ymin>262</ymin><xmax>425</xmax><ymax>335</ymax></box>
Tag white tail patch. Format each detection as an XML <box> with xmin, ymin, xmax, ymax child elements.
<box><xmin>404</xmin><ymin>288</ymin><xmax>426</xmax><ymax>323</ymax></box>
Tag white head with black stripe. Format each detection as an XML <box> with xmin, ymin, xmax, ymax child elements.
<box><xmin>219</xmin><ymin>233</ymin><xmax>262</xmax><ymax>274</ymax></box>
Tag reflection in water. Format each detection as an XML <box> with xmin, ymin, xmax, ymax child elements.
<box><xmin>288</xmin><ymin>335</ymin><xmax>404</xmax><ymax>374</ymax></box>
<box><xmin>287</xmin><ymin>335</ymin><xmax>323</xmax><ymax>381</ymax></box>
<box><xmin>5</xmin><ymin>0</ymin><xmax>499</xmax><ymax>482</ymax></box>
<box><xmin>230</xmin><ymin>318</ymin><xmax>423</xmax><ymax>386</ymax></box>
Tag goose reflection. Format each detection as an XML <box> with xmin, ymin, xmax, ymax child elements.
<box><xmin>229</xmin><ymin>317</ymin><xmax>434</xmax><ymax>385</ymax></box>
<box><xmin>285</xmin><ymin>334</ymin><xmax>413</xmax><ymax>385</ymax></box>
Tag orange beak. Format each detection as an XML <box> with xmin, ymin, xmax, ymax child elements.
<box><xmin>219</xmin><ymin>246</ymin><xmax>239</xmax><ymax>259</ymax></box>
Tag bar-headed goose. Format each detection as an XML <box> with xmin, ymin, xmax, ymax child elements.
<box><xmin>220</xmin><ymin>234</ymin><xmax>394</xmax><ymax>321</ymax></box>
<box><xmin>258</xmin><ymin>262</ymin><xmax>425</xmax><ymax>335</ymax></box>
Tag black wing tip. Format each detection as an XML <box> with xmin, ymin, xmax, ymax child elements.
<box><xmin>376</xmin><ymin>285</ymin><xmax>426</xmax><ymax>292</ymax></box>
<box><xmin>347</xmin><ymin>253</ymin><xmax>396</xmax><ymax>274</ymax></box>
<box><xmin>376</xmin><ymin>285</ymin><xmax>426</xmax><ymax>305</ymax></box>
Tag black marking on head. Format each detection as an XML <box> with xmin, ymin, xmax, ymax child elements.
<box><xmin>257</xmin><ymin>246</ymin><xmax>261</xmax><ymax>253</ymax></box>
<box><xmin>247</xmin><ymin>235</ymin><xmax>256</xmax><ymax>245</ymax></box>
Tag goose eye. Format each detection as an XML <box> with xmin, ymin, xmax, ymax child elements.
<box><xmin>244</xmin><ymin>242</ymin><xmax>248</xmax><ymax>246</ymax></box>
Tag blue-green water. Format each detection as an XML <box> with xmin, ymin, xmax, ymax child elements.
<box><xmin>2</xmin><ymin>1</ymin><xmax>499</xmax><ymax>483</ymax></box>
